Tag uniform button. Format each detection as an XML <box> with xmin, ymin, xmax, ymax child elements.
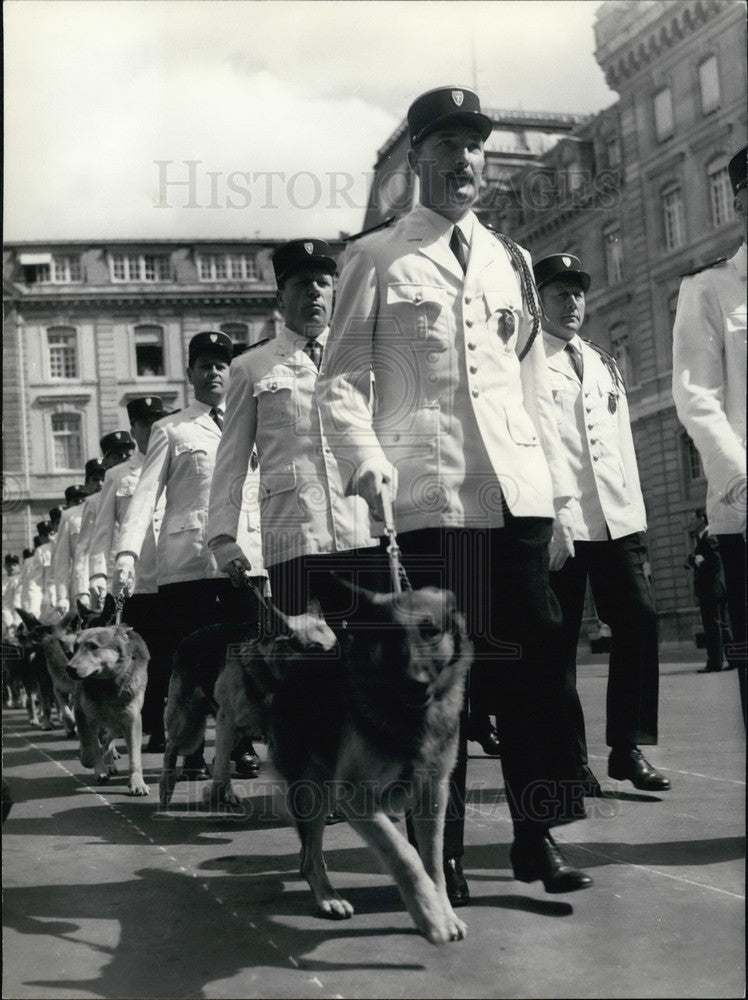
<box><xmin>465</xmin><ymin>319</ymin><xmax>473</xmax><ymax>327</ymax></box>
<box><xmin>592</xmin><ymin>456</ymin><xmax>599</xmax><ymax>462</ymax></box>
<box><xmin>465</xmin><ymin>296</ymin><xmax>471</xmax><ymax>304</ymax></box>
<box><xmin>427</xmin><ymin>373</ymin><xmax>438</xmax><ymax>384</ymax></box>
<box><xmin>393</xmin><ymin>433</ymin><xmax>400</xmax><ymax>442</ymax></box>
<box><xmin>324</xmin><ymin>447</ymin><xmax>332</xmax><ymax>454</ymax></box>
<box><xmin>472</xmin><ymin>389</ymin><xmax>479</xmax><ymax>398</ymax></box>
<box><xmin>414</xmin><ymin>292</ymin><xmax>422</xmax><ymax>303</ymax></box>
<box><xmin>585</xmin><ymin>407</ymin><xmax>592</xmax><ymax>414</ymax></box>
<box><xmin>468</xmin><ymin>342</ymin><xmax>476</xmax><ymax>350</ymax></box>
<box><xmin>469</xmin><ymin>365</ymin><xmax>477</xmax><ymax>374</ymax></box>
<box><xmin>587</xmin><ymin>424</ymin><xmax>593</xmax><ymax>429</ymax></box>
<box><xmin>589</xmin><ymin>438</ymin><xmax>596</xmax><ymax>444</ymax></box>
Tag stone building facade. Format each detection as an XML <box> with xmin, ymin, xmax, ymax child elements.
<box><xmin>2</xmin><ymin>239</ymin><xmax>343</xmax><ymax>553</ymax></box>
<box><xmin>361</xmin><ymin>0</ymin><xmax>746</xmax><ymax>639</ymax></box>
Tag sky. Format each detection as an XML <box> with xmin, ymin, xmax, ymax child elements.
<box><xmin>4</xmin><ymin>0</ymin><xmax>614</xmax><ymax>242</ymax></box>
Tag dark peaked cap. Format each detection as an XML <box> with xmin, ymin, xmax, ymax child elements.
<box><xmin>127</xmin><ymin>396</ymin><xmax>168</xmax><ymax>422</ymax></box>
<box><xmin>533</xmin><ymin>253</ymin><xmax>591</xmax><ymax>293</ymax></box>
<box><xmin>188</xmin><ymin>330</ymin><xmax>233</xmax><ymax>366</ymax></box>
<box><xmin>407</xmin><ymin>86</ymin><xmax>493</xmax><ymax>145</ymax></box>
<box><xmin>272</xmin><ymin>239</ymin><xmax>337</xmax><ymax>287</ymax></box>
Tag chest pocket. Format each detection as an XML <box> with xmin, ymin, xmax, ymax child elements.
<box><xmin>386</xmin><ymin>284</ymin><xmax>447</xmax><ymax>344</ymax></box>
<box><xmin>174</xmin><ymin>440</ymin><xmax>212</xmax><ymax>479</ymax></box>
<box><xmin>253</xmin><ymin>374</ymin><xmax>297</xmax><ymax>428</ymax></box>
<box><xmin>484</xmin><ymin>290</ymin><xmax>521</xmax><ymax>352</ymax></box>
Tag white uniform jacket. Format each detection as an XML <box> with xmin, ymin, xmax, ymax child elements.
<box><xmin>21</xmin><ymin>545</ymin><xmax>50</xmax><ymax>618</ymax></box>
<box><xmin>316</xmin><ymin>206</ymin><xmax>576</xmax><ymax>534</ymax></box>
<box><xmin>544</xmin><ymin>333</ymin><xmax>647</xmax><ymax>541</ymax></box>
<box><xmin>208</xmin><ymin>326</ymin><xmax>376</xmax><ymax>570</ymax></box>
<box><xmin>2</xmin><ymin>571</ymin><xmax>21</xmax><ymax>633</ymax></box>
<box><xmin>672</xmin><ymin>243</ymin><xmax>747</xmax><ymax>535</ymax></box>
<box><xmin>118</xmin><ymin>401</ymin><xmax>263</xmax><ymax>587</ymax></box>
<box><xmin>88</xmin><ymin>453</ymin><xmax>161</xmax><ymax>595</ymax></box>
<box><xmin>71</xmin><ymin>493</ymin><xmax>102</xmax><ymax>599</ymax></box>
<box><xmin>50</xmin><ymin>503</ymin><xmax>85</xmax><ymax>605</ymax></box>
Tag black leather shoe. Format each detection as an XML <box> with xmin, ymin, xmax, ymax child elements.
<box><xmin>608</xmin><ymin>746</ymin><xmax>670</xmax><ymax>791</ymax></box>
<box><xmin>325</xmin><ymin>812</ymin><xmax>346</xmax><ymax>825</ymax></box>
<box><xmin>578</xmin><ymin>764</ymin><xmax>602</xmax><ymax>797</ymax></box>
<box><xmin>444</xmin><ymin>857</ymin><xmax>470</xmax><ymax>907</ymax></box>
<box><xmin>181</xmin><ymin>754</ymin><xmax>210</xmax><ymax>781</ymax></box>
<box><xmin>232</xmin><ymin>747</ymin><xmax>261</xmax><ymax>777</ymax></box>
<box><xmin>697</xmin><ymin>665</ymin><xmax>722</xmax><ymax>673</ymax></box>
<box><xmin>511</xmin><ymin>832</ymin><xmax>593</xmax><ymax>893</ymax></box>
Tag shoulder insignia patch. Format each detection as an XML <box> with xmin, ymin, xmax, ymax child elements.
<box><xmin>583</xmin><ymin>339</ymin><xmax>627</xmax><ymax>394</ymax></box>
<box><xmin>343</xmin><ymin>216</ymin><xmax>396</xmax><ymax>243</ymax></box>
<box><xmin>679</xmin><ymin>257</ymin><xmax>727</xmax><ymax>278</ymax></box>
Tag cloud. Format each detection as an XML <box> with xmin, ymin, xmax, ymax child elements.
<box><xmin>4</xmin><ymin>0</ymin><xmax>612</xmax><ymax>241</ymax></box>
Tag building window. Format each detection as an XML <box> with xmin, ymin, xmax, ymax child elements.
<box><xmin>606</xmin><ymin>136</ymin><xmax>621</xmax><ymax>168</ymax></box>
<box><xmin>220</xmin><ymin>322</ymin><xmax>251</xmax><ymax>356</ymax></box>
<box><xmin>653</xmin><ymin>87</ymin><xmax>674</xmax><ymax>141</ymax></box>
<box><xmin>681</xmin><ymin>433</ymin><xmax>704</xmax><ymax>482</ymax></box>
<box><xmin>707</xmin><ymin>157</ymin><xmax>732</xmax><ymax>228</ymax></box>
<box><xmin>198</xmin><ymin>252</ymin><xmax>257</xmax><ymax>281</ymax></box>
<box><xmin>610</xmin><ymin>323</ymin><xmax>633</xmax><ymax>386</ymax></box>
<box><xmin>111</xmin><ymin>254</ymin><xmax>170</xmax><ymax>282</ymax></box>
<box><xmin>699</xmin><ymin>56</ymin><xmax>720</xmax><ymax>114</ymax></box>
<box><xmin>134</xmin><ymin>324</ymin><xmax>165</xmax><ymax>377</ymax></box>
<box><xmin>662</xmin><ymin>186</ymin><xmax>686</xmax><ymax>251</ymax></box>
<box><xmin>603</xmin><ymin>224</ymin><xmax>624</xmax><ymax>284</ymax></box>
<box><xmin>51</xmin><ymin>413</ymin><xmax>83</xmax><ymax>470</ymax></box>
<box><xmin>24</xmin><ymin>255</ymin><xmax>82</xmax><ymax>284</ymax></box>
<box><xmin>47</xmin><ymin>327</ymin><xmax>78</xmax><ymax>380</ymax></box>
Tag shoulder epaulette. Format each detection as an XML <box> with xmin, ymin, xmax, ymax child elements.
<box><xmin>583</xmin><ymin>339</ymin><xmax>627</xmax><ymax>394</ymax></box>
<box><xmin>679</xmin><ymin>257</ymin><xmax>727</xmax><ymax>278</ymax></box>
<box><xmin>343</xmin><ymin>216</ymin><xmax>396</xmax><ymax>243</ymax></box>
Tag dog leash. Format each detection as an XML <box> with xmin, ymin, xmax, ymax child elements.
<box><xmin>381</xmin><ymin>492</ymin><xmax>412</xmax><ymax>594</ymax></box>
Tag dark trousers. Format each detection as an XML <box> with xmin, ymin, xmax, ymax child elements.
<box><xmin>147</xmin><ymin>578</ymin><xmax>264</xmax><ymax>739</ymax></box>
<box><xmin>267</xmin><ymin>548</ymin><xmax>385</xmax><ymax>618</ymax></box>
<box><xmin>697</xmin><ymin>585</ymin><xmax>732</xmax><ymax>672</ymax></box>
<box><xmin>550</xmin><ymin>532</ymin><xmax>660</xmax><ymax>769</ymax></box>
<box><xmin>120</xmin><ymin>592</ymin><xmax>163</xmax><ymax>735</ymax></box>
<box><xmin>395</xmin><ymin>520</ymin><xmax>581</xmax><ymax>858</ymax></box>
<box><xmin>716</xmin><ymin>533</ymin><xmax>746</xmax><ymax>724</ymax></box>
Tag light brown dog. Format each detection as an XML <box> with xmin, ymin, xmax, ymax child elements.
<box><xmin>209</xmin><ymin>581</ymin><xmax>472</xmax><ymax>945</ymax></box>
<box><xmin>67</xmin><ymin>619</ymin><xmax>150</xmax><ymax>796</ymax></box>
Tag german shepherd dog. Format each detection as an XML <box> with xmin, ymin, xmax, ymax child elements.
<box><xmin>13</xmin><ymin>609</ymin><xmax>58</xmax><ymax>729</ymax></box>
<box><xmin>67</xmin><ymin>595</ymin><xmax>150</xmax><ymax>796</ymax></box>
<box><xmin>209</xmin><ymin>580</ymin><xmax>472</xmax><ymax>945</ymax></box>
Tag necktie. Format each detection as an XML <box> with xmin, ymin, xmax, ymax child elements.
<box><xmin>304</xmin><ymin>338</ymin><xmax>323</xmax><ymax>371</ymax></box>
<box><xmin>449</xmin><ymin>226</ymin><xmax>468</xmax><ymax>274</ymax></box>
<box><xmin>565</xmin><ymin>343</ymin><xmax>583</xmax><ymax>382</ymax></box>
<box><xmin>209</xmin><ymin>406</ymin><xmax>224</xmax><ymax>431</ymax></box>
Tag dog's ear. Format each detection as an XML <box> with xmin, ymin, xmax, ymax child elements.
<box><xmin>101</xmin><ymin>593</ymin><xmax>118</xmax><ymax>626</ymax></box>
<box><xmin>16</xmin><ymin>608</ymin><xmax>41</xmax><ymax>633</ymax></box>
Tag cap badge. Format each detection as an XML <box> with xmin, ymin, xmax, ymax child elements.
<box><xmin>210</xmin><ymin>334</ymin><xmax>217</xmax><ymax>343</ymax></box>
<box><xmin>562</xmin><ymin>256</ymin><xmax>571</xmax><ymax>267</ymax></box>
<box><xmin>145</xmin><ymin>397</ymin><xmax>152</xmax><ymax>406</ymax></box>
<box><xmin>451</xmin><ymin>90</ymin><xmax>464</xmax><ymax>107</ymax></box>
<box><xmin>304</xmin><ymin>242</ymin><xmax>314</xmax><ymax>254</ymax></box>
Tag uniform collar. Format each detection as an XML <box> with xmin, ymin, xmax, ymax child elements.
<box><xmin>193</xmin><ymin>398</ymin><xmax>225</xmax><ymax>417</ymax></box>
<box><xmin>417</xmin><ymin>205</ymin><xmax>476</xmax><ymax>245</ymax></box>
<box><xmin>284</xmin><ymin>324</ymin><xmax>330</xmax><ymax>349</ymax></box>
<box><xmin>542</xmin><ymin>330</ymin><xmax>583</xmax><ymax>356</ymax></box>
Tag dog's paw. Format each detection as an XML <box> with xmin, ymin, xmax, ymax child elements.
<box><xmin>202</xmin><ymin>782</ymin><xmax>241</xmax><ymax>810</ymax></box>
<box><xmin>129</xmin><ymin>776</ymin><xmax>150</xmax><ymax>796</ymax></box>
<box><xmin>317</xmin><ymin>895</ymin><xmax>354</xmax><ymax>920</ymax></box>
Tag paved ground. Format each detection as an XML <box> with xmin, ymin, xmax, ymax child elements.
<box><xmin>2</xmin><ymin>644</ymin><xmax>745</xmax><ymax>999</ymax></box>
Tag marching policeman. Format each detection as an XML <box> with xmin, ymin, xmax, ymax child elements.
<box><xmin>673</xmin><ymin>145</ymin><xmax>746</xmax><ymax>723</ymax></box>
<box><xmin>88</xmin><ymin>397</ymin><xmax>169</xmax><ymax>747</ymax></box>
<box><xmin>115</xmin><ymin>331</ymin><xmax>266</xmax><ymax>776</ymax></box>
<box><xmin>208</xmin><ymin>239</ymin><xmax>377</xmax><ymax>619</ymax></box>
<box><xmin>71</xmin><ymin>434</ymin><xmax>136</xmax><ymax>608</ymax></box>
<box><xmin>317</xmin><ymin>85</ymin><xmax>590</xmax><ymax>907</ymax></box>
<box><xmin>535</xmin><ymin>253</ymin><xmax>669</xmax><ymax>795</ymax></box>
<box><xmin>52</xmin><ymin>474</ymin><xmax>102</xmax><ymax>616</ymax></box>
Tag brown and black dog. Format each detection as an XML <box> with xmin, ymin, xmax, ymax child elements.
<box><xmin>67</xmin><ymin>595</ymin><xmax>150</xmax><ymax>796</ymax></box>
<box><xmin>207</xmin><ymin>579</ymin><xmax>472</xmax><ymax>945</ymax></box>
